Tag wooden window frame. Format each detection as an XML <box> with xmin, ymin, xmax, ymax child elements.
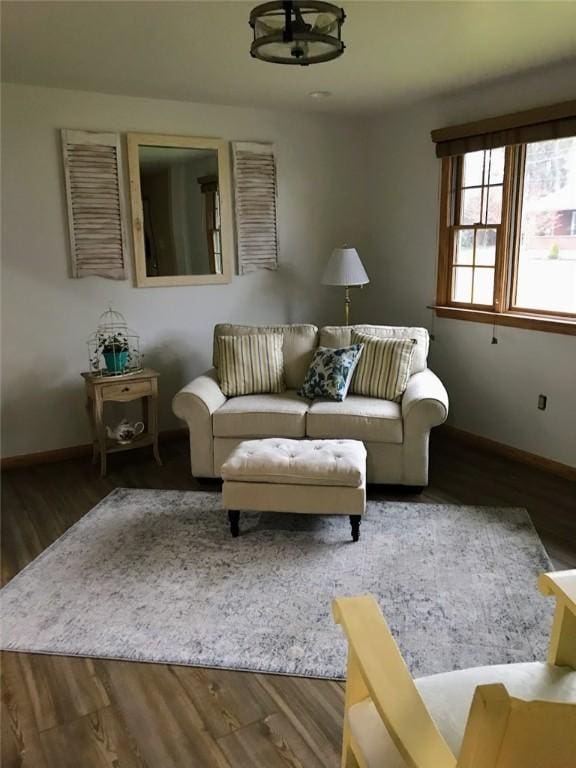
<box><xmin>436</xmin><ymin>143</ymin><xmax>576</xmax><ymax>336</ymax></box>
<box><xmin>198</xmin><ymin>174</ymin><xmax>223</xmax><ymax>275</ymax></box>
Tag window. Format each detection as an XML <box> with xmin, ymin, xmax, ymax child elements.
<box><xmin>448</xmin><ymin>147</ymin><xmax>505</xmax><ymax>307</ymax></box>
<box><xmin>513</xmin><ymin>138</ymin><xmax>576</xmax><ymax>315</ymax></box>
<box><xmin>198</xmin><ymin>175</ymin><xmax>223</xmax><ymax>275</ymax></box>
<box><xmin>436</xmin><ymin>130</ymin><xmax>576</xmax><ymax>334</ymax></box>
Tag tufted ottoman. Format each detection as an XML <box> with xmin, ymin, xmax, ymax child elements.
<box><xmin>221</xmin><ymin>438</ymin><xmax>367</xmax><ymax>541</ymax></box>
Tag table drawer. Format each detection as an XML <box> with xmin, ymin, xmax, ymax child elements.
<box><xmin>102</xmin><ymin>379</ymin><xmax>152</xmax><ymax>400</ymax></box>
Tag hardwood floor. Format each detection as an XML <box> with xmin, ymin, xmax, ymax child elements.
<box><xmin>2</xmin><ymin>433</ymin><xmax>575</xmax><ymax>767</ymax></box>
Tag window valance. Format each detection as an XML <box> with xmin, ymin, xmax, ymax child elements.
<box><xmin>431</xmin><ymin>100</ymin><xmax>576</xmax><ymax>158</ymax></box>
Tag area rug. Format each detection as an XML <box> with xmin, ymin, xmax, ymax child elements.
<box><xmin>1</xmin><ymin>489</ymin><xmax>553</xmax><ymax>679</ymax></box>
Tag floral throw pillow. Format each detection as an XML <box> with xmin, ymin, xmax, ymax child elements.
<box><xmin>298</xmin><ymin>344</ymin><xmax>364</xmax><ymax>402</ymax></box>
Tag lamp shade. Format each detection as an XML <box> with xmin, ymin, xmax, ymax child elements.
<box><xmin>321</xmin><ymin>247</ymin><xmax>369</xmax><ymax>286</ymax></box>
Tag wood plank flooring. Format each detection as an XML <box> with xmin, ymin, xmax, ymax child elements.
<box><xmin>2</xmin><ymin>433</ymin><xmax>575</xmax><ymax>767</ymax></box>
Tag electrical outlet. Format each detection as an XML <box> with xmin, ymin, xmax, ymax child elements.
<box><xmin>538</xmin><ymin>394</ymin><xmax>547</xmax><ymax>411</ymax></box>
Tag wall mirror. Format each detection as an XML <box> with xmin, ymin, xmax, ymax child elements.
<box><xmin>127</xmin><ymin>133</ymin><xmax>234</xmax><ymax>287</ymax></box>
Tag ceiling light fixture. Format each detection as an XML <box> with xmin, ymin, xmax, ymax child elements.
<box><xmin>308</xmin><ymin>90</ymin><xmax>332</xmax><ymax>98</ymax></box>
<box><xmin>249</xmin><ymin>1</ymin><xmax>346</xmax><ymax>66</ymax></box>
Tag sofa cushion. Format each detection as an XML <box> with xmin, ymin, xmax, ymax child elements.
<box><xmin>306</xmin><ymin>396</ymin><xmax>403</xmax><ymax>443</ymax></box>
<box><xmin>213</xmin><ymin>391</ymin><xmax>308</xmax><ymax>438</ymax></box>
<box><xmin>221</xmin><ymin>438</ymin><xmax>366</xmax><ymax>487</ymax></box>
<box><xmin>213</xmin><ymin>324</ymin><xmax>318</xmax><ymax>390</ymax></box>
<box><xmin>320</xmin><ymin>325</ymin><xmax>429</xmax><ymax>375</ymax></box>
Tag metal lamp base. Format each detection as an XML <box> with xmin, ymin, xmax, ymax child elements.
<box><xmin>344</xmin><ymin>286</ymin><xmax>351</xmax><ymax>326</ymax></box>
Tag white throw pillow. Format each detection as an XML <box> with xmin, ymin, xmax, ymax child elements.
<box><xmin>217</xmin><ymin>333</ymin><xmax>285</xmax><ymax>396</ymax></box>
<box><xmin>351</xmin><ymin>331</ymin><xmax>415</xmax><ymax>402</ymax></box>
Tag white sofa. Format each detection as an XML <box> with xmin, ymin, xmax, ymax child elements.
<box><xmin>172</xmin><ymin>323</ymin><xmax>449</xmax><ymax>486</ymax></box>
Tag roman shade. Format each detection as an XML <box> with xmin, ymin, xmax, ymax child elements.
<box><xmin>431</xmin><ymin>99</ymin><xmax>576</xmax><ymax>158</ymax></box>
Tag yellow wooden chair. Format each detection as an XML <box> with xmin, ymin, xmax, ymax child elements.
<box><xmin>333</xmin><ymin>570</ymin><xmax>576</xmax><ymax>768</ymax></box>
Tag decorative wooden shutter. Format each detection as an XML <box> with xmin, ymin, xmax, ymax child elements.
<box><xmin>61</xmin><ymin>130</ymin><xmax>127</xmax><ymax>279</ymax></box>
<box><xmin>232</xmin><ymin>142</ymin><xmax>279</xmax><ymax>273</ymax></box>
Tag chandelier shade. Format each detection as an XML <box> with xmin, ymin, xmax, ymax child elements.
<box><xmin>249</xmin><ymin>1</ymin><xmax>346</xmax><ymax>66</ymax></box>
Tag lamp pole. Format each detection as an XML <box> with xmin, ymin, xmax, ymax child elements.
<box><xmin>345</xmin><ymin>286</ymin><xmax>351</xmax><ymax>326</ymax></box>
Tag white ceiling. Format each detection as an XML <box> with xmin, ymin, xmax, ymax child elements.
<box><xmin>2</xmin><ymin>1</ymin><xmax>576</xmax><ymax>116</ymax></box>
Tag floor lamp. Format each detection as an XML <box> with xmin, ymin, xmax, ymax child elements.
<box><xmin>321</xmin><ymin>246</ymin><xmax>370</xmax><ymax>325</ymax></box>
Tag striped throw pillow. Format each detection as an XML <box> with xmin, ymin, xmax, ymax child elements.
<box><xmin>217</xmin><ymin>334</ymin><xmax>285</xmax><ymax>396</ymax></box>
<box><xmin>350</xmin><ymin>331</ymin><xmax>416</xmax><ymax>402</ymax></box>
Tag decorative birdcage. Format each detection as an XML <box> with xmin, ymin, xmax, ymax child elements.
<box><xmin>87</xmin><ymin>307</ymin><xmax>142</xmax><ymax>377</ymax></box>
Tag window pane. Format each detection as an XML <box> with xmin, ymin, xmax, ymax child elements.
<box><xmin>462</xmin><ymin>147</ymin><xmax>505</xmax><ymax>186</ymax></box>
<box><xmin>461</xmin><ymin>188</ymin><xmax>482</xmax><ymax>224</ymax></box>
<box><xmin>485</xmin><ymin>185</ymin><xmax>502</xmax><ymax>224</ymax></box>
<box><xmin>454</xmin><ymin>229</ymin><xmax>474</xmax><ymax>264</ymax></box>
<box><xmin>476</xmin><ymin>228</ymin><xmax>497</xmax><ymax>265</ymax></box>
<box><xmin>452</xmin><ymin>267</ymin><xmax>472</xmax><ymax>303</ymax></box>
<box><xmin>463</xmin><ymin>151</ymin><xmax>485</xmax><ymax>187</ymax></box>
<box><xmin>514</xmin><ymin>137</ymin><xmax>576</xmax><ymax>313</ymax></box>
<box><xmin>472</xmin><ymin>268</ymin><xmax>495</xmax><ymax>305</ymax></box>
<box><xmin>485</xmin><ymin>148</ymin><xmax>505</xmax><ymax>185</ymax></box>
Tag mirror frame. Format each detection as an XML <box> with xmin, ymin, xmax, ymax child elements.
<box><xmin>126</xmin><ymin>132</ymin><xmax>234</xmax><ymax>287</ymax></box>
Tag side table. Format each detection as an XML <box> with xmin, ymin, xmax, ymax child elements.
<box><xmin>82</xmin><ymin>368</ymin><xmax>162</xmax><ymax>476</ymax></box>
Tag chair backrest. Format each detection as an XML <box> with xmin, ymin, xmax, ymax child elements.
<box><xmin>334</xmin><ymin>569</ymin><xmax>576</xmax><ymax>768</ymax></box>
<box><xmin>458</xmin><ymin>683</ymin><xmax>576</xmax><ymax>768</ymax></box>
<box><xmin>319</xmin><ymin>325</ymin><xmax>429</xmax><ymax>375</ymax></box>
<box><xmin>333</xmin><ymin>595</ymin><xmax>456</xmax><ymax>768</ymax></box>
<box><xmin>538</xmin><ymin>570</ymin><xmax>576</xmax><ymax>668</ymax></box>
<box><xmin>212</xmin><ymin>323</ymin><xmax>318</xmax><ymax>390</ymax></box>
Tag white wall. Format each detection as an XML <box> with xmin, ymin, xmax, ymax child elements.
<box><xmin>364</xmin><ymin>61</ymin><xmax>576</xmax><ymax>467</ymax></box>
<box><xmin>1</xmin><ymin>83</ymin><xmax>369</xmax><ymax>457</ymax></box>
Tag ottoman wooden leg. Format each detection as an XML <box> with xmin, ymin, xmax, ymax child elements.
<box><xmin>350</xmin><ymin>515</ymin><xmax>361</xmax><ymax>542</ymax></box>
<box><xmin>228</xmin><ymin>510</ymin><xmax>240</xmax><ymax>538</ymax></box>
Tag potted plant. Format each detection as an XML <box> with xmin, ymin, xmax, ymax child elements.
<box><xmin>98</xmin><ymin>333</ymin><xmax>130</xmax><ymax>373</ymax></box>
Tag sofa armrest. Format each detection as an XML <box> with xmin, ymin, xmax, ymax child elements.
<box><xmin>172</xmin><ymin>369</ymin><xmax>226</xmax><ymax>478</ymax></box>
<box><xmin>402</xmin><ymin>368</ymin><xmax>449</xmax><ymax>432</ymax></box>
<box><xmin>172</xmin><ymin>368</ymin><xmax>226</xmax><ymax>421</ymax></box>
